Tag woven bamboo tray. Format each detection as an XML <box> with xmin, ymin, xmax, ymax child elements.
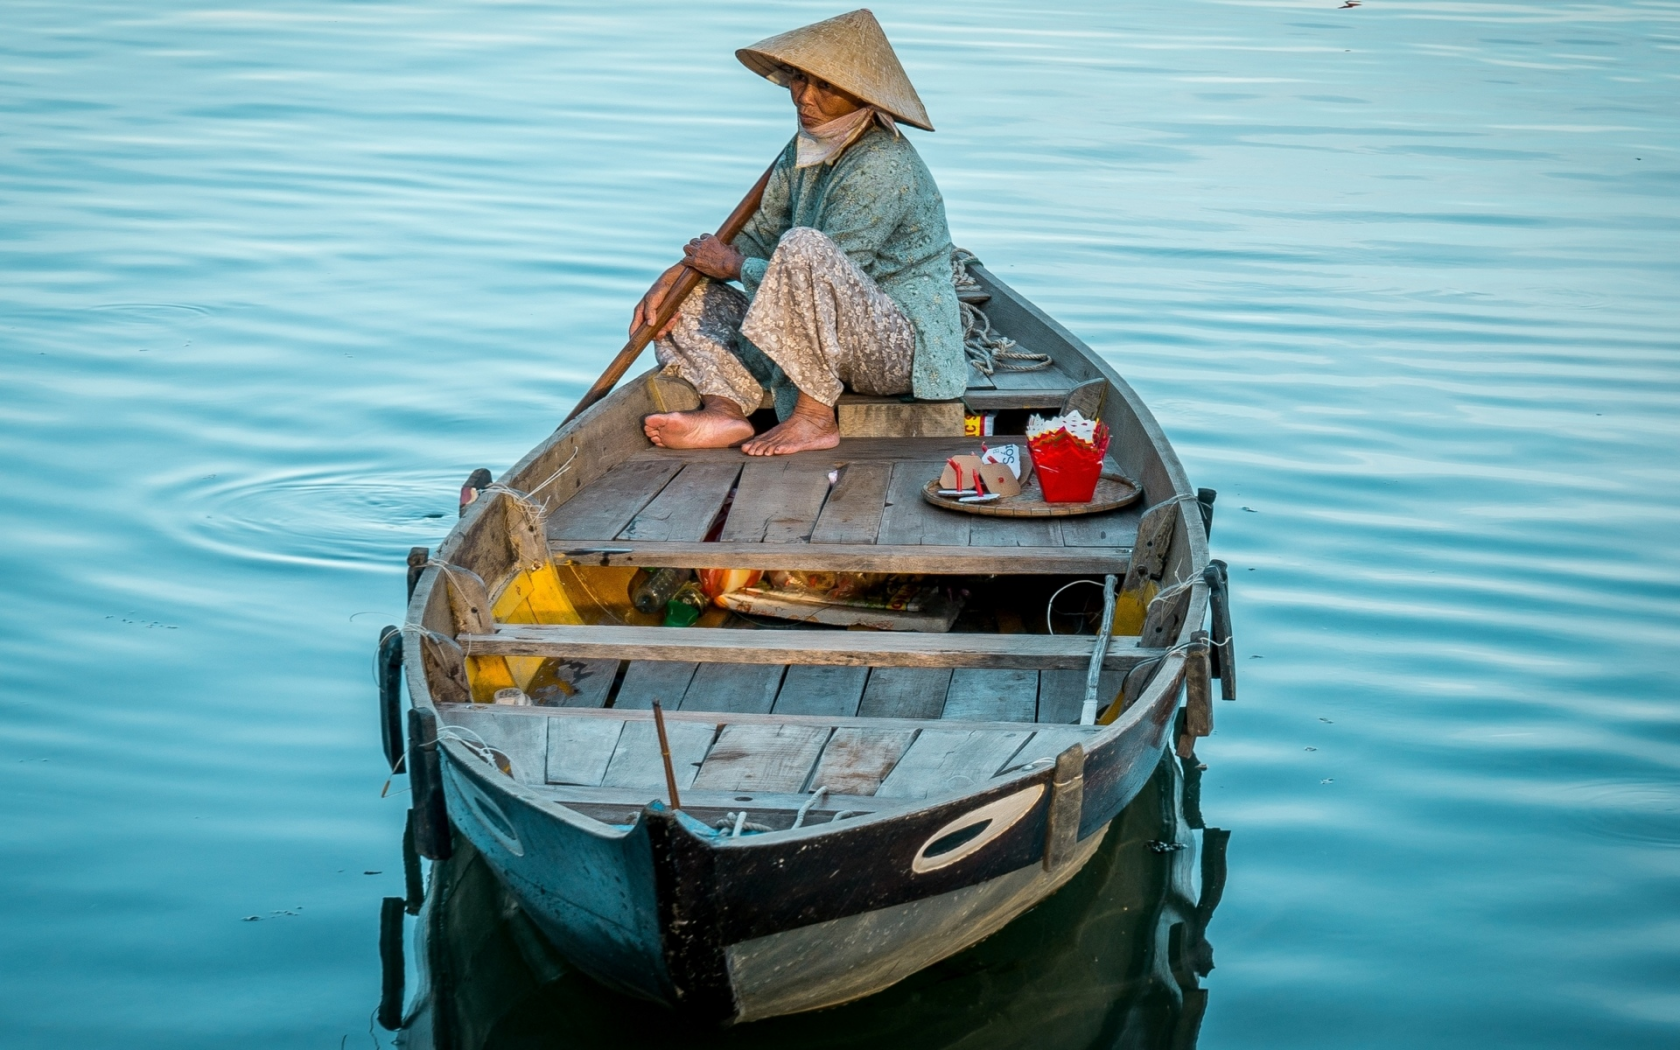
<box><xmin>921</xmin><ymin>471</ymin><xmax>1141</xmax><ymax>518</ymax></box>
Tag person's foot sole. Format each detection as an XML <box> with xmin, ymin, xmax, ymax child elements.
<box><xmin>643</xmin><ymin>410</ymin><xmax>754</xmax><ymax>450</ymax></box>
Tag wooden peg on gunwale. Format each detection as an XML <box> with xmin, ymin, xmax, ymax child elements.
<box><xmin>652</xmin><ymin>700</ymin><xmax>682</xmax><ymax>811</ymax></box>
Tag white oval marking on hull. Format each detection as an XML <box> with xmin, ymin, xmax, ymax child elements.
<box><xmin>911</xmin><ymin>784</ymin><xmax>1045</xmax><ymax>874</ymax></box>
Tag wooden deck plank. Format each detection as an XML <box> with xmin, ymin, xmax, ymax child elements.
<box><xmin>1036</xmin><ymin>667</ymin><xmax>1125</xmax><ymax>724</ymax></box>
<box><xmin>547</xmin><ymin>460</ymin><xmax>684</xmax><ymax>542</ymax></box>
<box><xmin>544</xmin><ymin>717</ymin><xmax>625</xmax><ymax>786</ymax></box>
<box><xmin>809</xmin><ymin>462</ymin><xmax>893</xmax><ymax>544</ymax></box>
<box><xmin>535</xmin><ymin>784</ymin><xmax>902</xmax><ymax>818</ymax></box>
<box><xmin>857</xmin><ymin>667</ymin><xmax>953</xmax><ymax>718</ymax></box>
<box><xmin>967</xmin><ymin>513</ymin><xmax>1063</xmax><ymax>548</ymax></box>
<box><xmin>617</xmin><ymin>461</ymin><xmax>743</xmax><ymax>542</ymax></box>
<box><xmin>472</xmin><ymin>625</ymin><xmax>1163</xmax><ymax>671</ymax></box>
<box><xmin>691</xmin><ymin>724</ymin><xmax>831</xmax><ymax>793</ymax></box>
<box><xmin>878</xmin><ymin>460</ymin><xmax>971</xmax><ymax>547</ymax></box>
<box><xmin>612</xmin><ymin>660</ymin><xmax>698</xmax><ymax>710</ymax></box>
<box><xmin>439</xmin><ymin>701</ymin><xmax>1109</xmax><ymax>737</ymax></box>
<box><xmin>1003</xmin><ymin>727</ymin><xmax>1094</xmax><ymax>773</ymax></box>
<box><xmin>679</xmin><ymin>662</ymin><xmax>785</xmax><ymax>714</ymax></box>
<box><xmin>601</xmin><ymin>718</ymin><xmax>718</xmax><ymax>790</ymax></box>
<box><xmin>773</xmin><ymin>665</ymin><xmax>869</xmax><ymax>717</ymax></box>
<box><xmin>941</xmin><ymin>668</ymin><xmax>1040</xmax><ymax>723</ymax></box>
<box><xmin>440</xmin><ymin>705</ymin><xmax>548</xmax><ymax>784</ymax></box>
<box><xmin>990</xmin><ymin>362</ymin><xmax>1077</xmax><ymax>390</ymax></box>
<box><xmin>551</xmin><ymin>539</ymin><xmax>1126</xmax><ymax>575</ymax></box>
<box><xmin>720</xmin><ymin>459</ymin><xmax>834</xmax><ymax>544</ymax></box>
<box><xmin>1056</xmin><ymin>502</ymin><xmax>1144</xmax><ymax>548</ymax></box>
<box><xmin>809</xmin><ymin>727</ymin><xmax>919</xmax><ymax>796</ymax></box>
<box><xmin>875</xmin><ymin>728</ymin><xmax>1033</xmax><ymax>800</ymax></box>
<box><xmin>531</xmin><ymin>657</ymin><xmax>620</xmax><ymax>708</ymax></box>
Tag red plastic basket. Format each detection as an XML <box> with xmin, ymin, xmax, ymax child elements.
<box><xmin>1028</xmin><ymin>423</ymin><xmax>1110</xmax><ymax>503</ymax></box>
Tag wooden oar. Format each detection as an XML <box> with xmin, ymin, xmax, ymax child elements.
<box><xmin>562</xmin><ymin>157</ymin><xmax>779</xmax><ymax>425</ymax></box>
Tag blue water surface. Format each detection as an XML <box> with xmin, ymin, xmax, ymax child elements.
<box><xmin>2</xmin><ymin>1</ymin><xmax>1677</xmax><ymax>1047</ymax></box>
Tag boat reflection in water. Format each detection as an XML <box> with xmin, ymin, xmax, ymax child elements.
<box><xmin>382</xmin><ymin>754</ymin><xmax>1229</xmax><ymax>1050</ymax></box>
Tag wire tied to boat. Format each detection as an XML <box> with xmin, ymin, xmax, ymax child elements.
<box><xmin>1045</xmin><ymin>578</ymin><xmax>1107</xmax><ymax>635</ymax></box>
<box><xmin>952</xmin><ymin>248</ymin><xmax>1052</xmax><ymax>376</ymax></box>
<box><xmin>434</xmin><ymin>723</ymin><xmax>524</xmax><ymax>781</ymax></box>
<box><xmin>481</xmin><ymin>446</ymin><xmax>579</xmax><ymax>518</ymax></box>
<box><xmin>1080</xmin><ymin>574</ymin><xmax>1120</xmax><ymax>725</ymax></box>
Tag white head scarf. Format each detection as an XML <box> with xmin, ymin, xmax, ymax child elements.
<box><xmin>794</xmin><ymin>106</ymin><xmax>898</xmax><ymax>168</ymax></box>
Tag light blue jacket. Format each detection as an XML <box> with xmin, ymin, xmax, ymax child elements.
<box><xmin>734</xmin><ymin>127</ymin><xmax>967</xmax><ymax>404</ymax></box>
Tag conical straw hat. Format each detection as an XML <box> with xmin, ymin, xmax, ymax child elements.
<box><xmin>737</xmin><ymin>9</ymin><xmax>934</xmax><ymax>132</ymax></box>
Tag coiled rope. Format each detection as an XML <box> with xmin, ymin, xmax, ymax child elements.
<box><xmin>951</xmin><ymin>248</ymin><xmax>1053</xmax><ymax>376</ymax></box>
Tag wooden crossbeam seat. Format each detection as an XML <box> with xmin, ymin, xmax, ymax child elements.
<box><xmin>442</xmin><ymin>703</ymin><xmax>1101</xmax><ymax>831</ymax></box>
<box><xmin>546</xmin><ymin>437</ymin><xmax>1145</xmax><ymax>576</ymax></box>
<box><xmin>463</xmin><ymin>624</ymin><xmax>1161</xmax><ymax>672</ymax></box>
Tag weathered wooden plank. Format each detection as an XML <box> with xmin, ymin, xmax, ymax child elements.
<box><xmin>941</xmin><ymin>668</ymin><xmax>1039</xmax><ymax>723</ymax></box>
<box><xmin>471</xmin><ymin>626</ymin><xmax>1161</xmax><ymax>671</ymax></box>
<box><xmin>875</xmin><ymin>728</ymin><xmax>1033</xmax><ymax>800</ymax></box>
<box><xmin>1042</xmin><ymin>744</ymin><xmax>1085</xmax><ymax>872</ymax></box>
<box><xmin>1140</xmin><ymin>583</ymin><xmax>1195</xmax><ymax>649</ymax></box>
<box><xmin>1036</xmin><ymin>667</ymin><xmax>1125</xmax><ymax>724</ymax></box>
<box><xmin>720</xmin><ymin>460</ymin><xmax>834</xmax><ymax>544</ymax></box>
<box><xmin>600</xmin><ymin>718</ymin><xmax>717</xmax><ymax>790</ymax></box>
<box><xmin>528</xmin><ymin>657</ymin><xmax>620</xmax><ymax>708</ymax></box>
<box><xmin>1122</xmin><ymin>499</ymin><xmax>1182</xmax><ymax>595</ymax></box>
<box><xmin>878</xmin><ymin>460</ymin><xmax>971</xmax><ymax>546</ymax></box>
<box><xmin>989</xmin><ymin>362</ymin><xmax>1077</xmax><ymax>390</ymax></box>
<box><xmin>809</xmin><ymin>462</ymin><xmax>893</xmax><ymax>544</ymax></box>
<box><xmin>552</xmin><ymin>540</ymin><xmax>1125</xmax><ymax>575</ymax></box>
<box><xmin>547</xmin><ymin>460</ymin><xmax>684</xmax><ymax>542</ymax></box>
<box><xmin>773</xmin><ymin>665</ymin><xmax>869</xmax><ymax>717</ymax></box>
<box><xmin>1060</xmin><ymin>378</ymin><xmax>1108</xmax><ymax>420</ymax></box>
<box><xmin>961</xmin><ymin>388</ymin><xmax>1069</xmax><ymax>411</ymax></box>
<box><xmin>837</xmin><ymin>400</ymin><xmax>966</xmax><ymax>439</ymax></box>
<box><xmin>535</xmin><ymin>783</ymin><xmax>903</xmax><ymax>819</ymax></box>
<box><xmin>618</xmin><ymin>461</ymin><xmax>742</xmax><ymax>542</ymax></box>
<box><xmin>857</xmin><ymin>667</ymin><xmax>953</xmax><ymax>718</ymax></box>
<box><xmin>1004</xmin><ymin>727</ymin><xmax>1094</xmax><ymax>773</ymax></box>
<box><xmin>679</xmin><ymin>662</ymin><xmax>785</xmax><ymax>714</ymax></box>
<box><xmin>809</xmin><ymin>727</ymin><xmax>919</xmax><ymax>796</ymax></box>
<box><xmin>1185</xmin><ymin>630</ymin><xmax>1214</xmax><ymax>738</ymax></box>
<box><xmin>691</xmin><ymin>724</ymin><xmax>831</xmax><ymax>793</ymax></box>
<box><xmin>544</xmin><ymin>717</ymin><xmax>625</xmax><ymax>786</ymax></box>
<box><xmin>612</xmin><ymin>660</ymin><xmax>698</xmax><ymax>710</ymax></box>
<box><xmin>439</xmin><ymin>701</ymin><xmax>1107</xmax><ymax>738</ymax></box>
<box><xmin>1057</xmin><ymin>503</ymin><xmax>1143</xmax><ymax>548</ymax></box>
<box><xmin>439</xmin><ymin>704</ymin><xmax>547</xmax><ymax>785</ymax></box>
<box><xmin>966</xmin><ymin>513</ymin><xmax>1063</xmax><ymax>548</ymax></box>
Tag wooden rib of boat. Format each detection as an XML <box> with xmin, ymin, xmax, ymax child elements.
<box><xmin>394</xmin><ymin>261</ymin><xmax>1229</xmax><ymax>1024</ymax></box>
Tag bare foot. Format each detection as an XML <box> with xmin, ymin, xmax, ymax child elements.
<box><xmin>742</xmin><ymin>394</ymin><xmax>839</xmax><ymax>456</ymax></box>
<box><xmin>643</xmin><ymin>397</ymin><xmax>754</xmax><ymax>449</ymax></box>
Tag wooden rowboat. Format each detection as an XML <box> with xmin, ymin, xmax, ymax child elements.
<box><xmin>387</xmin><ymin>260</ymin><xmax>1234</xmax><ymax>1024</ymax></box>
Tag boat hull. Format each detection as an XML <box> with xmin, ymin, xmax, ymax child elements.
<box><xmin>435</xmin><ymin>666</ymin><xmax>1178</xmax><ymax>1022</ymax></box>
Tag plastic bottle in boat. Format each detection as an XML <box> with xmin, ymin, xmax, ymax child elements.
<box><xmin>629</xmin><ymin>567</ymin><xmax>692</xmax><ymax>615</ymax></box>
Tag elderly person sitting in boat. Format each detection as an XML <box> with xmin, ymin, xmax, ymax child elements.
<box><xmin>636</xmin><ymin>10</ymin><xmax>966</xmax><ymax>456</ymax></box>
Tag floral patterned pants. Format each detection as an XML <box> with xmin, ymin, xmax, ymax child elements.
<box><xmin>654</xmin><ymin>227</ymin><xmax>914</xmax><ymax>416</ymax></box>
